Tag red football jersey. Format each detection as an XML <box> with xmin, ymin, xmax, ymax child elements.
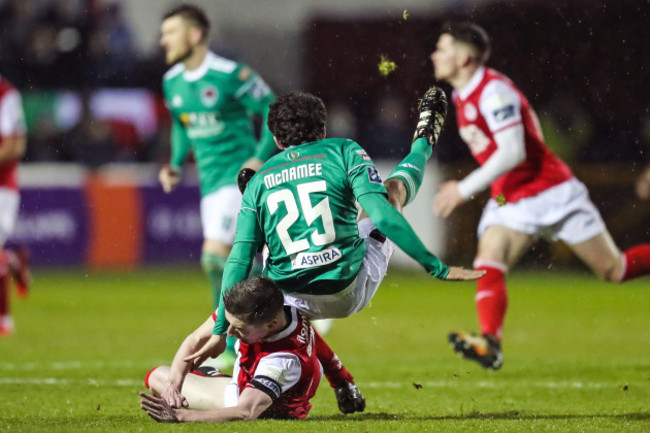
<box><xmin>214</xmin><ymin>306</ymin><xmax>321</xmax><ymax>419</ymax></box>
<box><xmin>453</xmin><ymin>67</ymin><xmax>572</xmax><ymax>203</ymax></box>
<box><xmin>0</xmin><ymin>76</ymin><xmax>26</xmax><ymax>190</ymax></box>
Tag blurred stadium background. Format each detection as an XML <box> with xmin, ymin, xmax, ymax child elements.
<box><xmin>1</xmin><ymin>0</ymin><xmax>648</xmax><ymax>270</ymax></box>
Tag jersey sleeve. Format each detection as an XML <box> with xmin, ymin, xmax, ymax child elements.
<box><xmin>478</xmin><ymin>80</ymin><xmax>522</xmax><ymax>134</ymax></box>
<box><xmin>213</xmin><ymin>186</ymin><xmax>265</xmax><ymax>335</ymax></box>
<box><xmin>163</xmin><ymin>81</ymin><xmax>192</xmax><ymax>171</ymax></box>
<box><xmin>0</xmin><ymin>89</ymin><xmax>26</xmax><ymax>137</ymax></box>
<box><xmin>343</xmin><ymin>141</ymin><xmax>387</xmax><ymax>200</ymax></box>
<box><xmin>231</xmin><ymin>65</ymin><xmax>277</xmax><ymax>162</ymax></box>
<box><xmin>246</xmin><ymin>352</ymin><xmax>302</xmax><ymax>401</ymax></box>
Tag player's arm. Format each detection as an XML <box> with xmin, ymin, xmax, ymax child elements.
<box><xmin>140</xmin><ymin>387</ymin><xmax>273</xmax><ymax>423</ymax></box>
<box><xmin>0</xmin><ymin>89</ymin><xmax>26</xmax><ymax>166</ymax></box>
<box><xmin>358</xmin><ymin>192</ymin><xmax>450</xmax><ymax>278</ymax></box>
<box><xmin>359</xmin><ymin>193</ymin><xmax>483</xmax><ymax>280</ymax></box>
<box><xmin>161</xmin><ymin>315</ymin><xmax>220</xmax><ymax>408</ymax></box>
<box><xmin>232</xmin><ymin>66</ymin><xmax>277</xmax><ymax>167</ymax></box>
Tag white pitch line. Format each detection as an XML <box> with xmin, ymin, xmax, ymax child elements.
<box><xmin>0</xmin><ymin>378</ymin><xmax>636</xmax><ymax>389</ymax></box>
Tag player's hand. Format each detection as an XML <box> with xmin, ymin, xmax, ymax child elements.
<box><xmin>240</xmin><ymin>157</ymin><xmax>264</xmax><ymax>172</ymax></box>
<box><xmin>140</xmin><ymin>391</ymin><xmax>180</xmax><ymax>423</ymax></box>
<box><xmin>635</xmin><ymin>168</ymin><xmax>650</xmax><ymax>200</ymax></box>
<box><xmin>444</xmin><ymin>267</ymin><xmax>486</xmax><ymax>281</ymax></box>
<box><xmin>159</xmin><ymin>165</ymin><xmax>181</xmax><ymax>193</ymax></box>
<box><xmin>183</xmin><ymin>334</ymin><xmax>226</xmax><ymax>368</ymax></box>
<box><xmin>160</xmin><ymin>384</ymin><xmax>188</xmax><ymax>409</ymax></box>
<box><xmin>433</xmin><ymin>181</ymin><xmax>466</xmax><ymax>218</ymax></box>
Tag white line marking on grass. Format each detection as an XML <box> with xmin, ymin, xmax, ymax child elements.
<box><xmin>0</xmin><ymin>378</ymin><xmax>634</xmax><ymax>389</ymax></box>
<box><xmin>0</xmin><ymin>360</ymin><xmax>164</xmax><ymax>371</ymax></box>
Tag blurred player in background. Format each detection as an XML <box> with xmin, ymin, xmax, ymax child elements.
<box><xmin>157</xmin><ymin>4</ymin><xmax>277</xmax><ymax>366</ymax></box>
<box><xmin>140</xmin><ymin>276</ymin><xmax>351</xmax><ymax>422</ymax></box>
<box><xmin>185</xmin><ymin>89</ymin><xmax>484</xmax><ymax>367</ymax></box>
<box><xmin>431</xmin><ymin>21</ymin><xmax>650</xmax><ymax>369</ymax></box>
<box><xmin>0</xmin><ymin>75</ymin><xmax>30</xmax><ymax>336</ymax></box>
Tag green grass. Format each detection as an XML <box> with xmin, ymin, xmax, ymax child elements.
<box><xmin>1</xmin><ymin>267</ymin><xmax>648</xmax><ymax>432</ymax></box>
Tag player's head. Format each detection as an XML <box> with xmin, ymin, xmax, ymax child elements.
<box><xmin>431</xmin><ymin>21</ymin><xmax>490</xmax><ymax>83</ymax></box>
<box><xmin>223</xmin><ymin>276</ymin><xmax>286</xmax><ymax>344</ymax></box>
<box><xmin>268</xmin><ymin>91</ymin><xmax>327</xmax><ymax>148</ymax></box>
<box><xmin>160</xmin><ymin>4</ymin><xmax>211</xmax><ymax>65</ymax></box>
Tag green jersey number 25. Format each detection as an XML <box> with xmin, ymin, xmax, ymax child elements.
<box><xmin>267</xmin><ymin>180</ymin><xmax>336</xmax><ymax>254</ymax></box>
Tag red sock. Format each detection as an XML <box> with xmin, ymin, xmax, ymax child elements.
<box><xmin>621</xmin><ymin>244</ymin><xmax>650</xmax><ymax>281</ymax></box>
<box><xmin>474</xmin><ymin>261</ymin><xmax>508</xmax><ymax>340</ymax></box>
<box><xmin>313</xmin><ymin>328</ymin><xmax>354</xmax><ymax>387</ymax></box>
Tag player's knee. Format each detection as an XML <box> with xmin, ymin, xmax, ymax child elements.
<box><xmin>144</xmin><ymin>366</ymin><xmax>167</xmax><ymax>394</ymax></box>
<box><xmin>384</xmin><ymin>178</ymin><xmax>406</xmax><ymax>209</ymax></box>
<box><xmin>598</xmin><ymin>262</ymin><xmax>623</xmax><ymax>283</ymax></box>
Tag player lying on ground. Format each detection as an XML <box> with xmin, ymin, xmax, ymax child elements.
<box><xmin>430</xmin><ymin>21</ymin><xmax>650</xmax><ymax>369</ymax></box>
<box><xmin>141</xmin><ymin>276</ymin><xmax>357</xmax><ymax>422</ymax></box>
<box><xmin>184</xmin><ymin>88</ymin><xmax>484</xmax><ymax>366</ymax></box>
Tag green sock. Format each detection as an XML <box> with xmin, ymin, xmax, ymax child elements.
<box><xmin>387</xmin><ymin>138</ymin><xmax>430</xmax><ymax>205</ymax></box>
<box><xmin>201</xmin><ymin>252</ymin><xmax>227</xmax><ymax>309</ymax></box>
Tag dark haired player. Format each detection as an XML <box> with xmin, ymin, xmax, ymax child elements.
<box><xmin>186</xmin><ymin>88</ymin><xmax>484</xmax><ymax>366</ymax></box>
<box><xmin>431</xmin><ymin>21</ymin><xmax>650</xmax><ymax>369</ymax></box>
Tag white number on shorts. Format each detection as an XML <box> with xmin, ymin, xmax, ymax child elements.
<box><xmin>266</xmin><ymin>180</ymin><xmax>336</xmax><ymax>255</ymax></box>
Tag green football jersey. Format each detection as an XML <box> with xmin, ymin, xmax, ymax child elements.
<box><xmin>163</xmin><ymin>51</ymin><xmax>276</xmax><ymax>196</ymax></box>
<box><xmin>239</xmin><ymin>137</ymin><xmax>387</xmax><ymax>293</ymax></box>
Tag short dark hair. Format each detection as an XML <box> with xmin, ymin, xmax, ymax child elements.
<box><xmin>163</xmin><ymin>4</ymin><xmax>210</xmax><ymax>43</ymax></box>
<box><xmin>223</xmin><ymin>276</ymin><xmax>284</xmax><ymax>326</ymax></box>
<box><xmin>267</xmin><ymin>91</ymin><xmax>327</xmax><ymax>147</ymax></box>
<box><xmin>441</xmin><ymin>21</ymin><xmax>491</xmax><ymax>64</ymax></box>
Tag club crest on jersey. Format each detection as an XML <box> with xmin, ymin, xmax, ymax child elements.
<box><xmin>287</xmin><ymin>150</ymin><xmax>300</xmax><ymax>161</ymax></box>
<box><xmin>367</xmin><ymin>167</ymin><xmax>382</xmax><ymax>184</ymax></box>
<box><xmin>201</xmin><ymin>86</ymin><xmax>219</xmax><ymax>107</ymax></box>
<box><xmin>292</xmin><ymin>246</ymin><xmax>342</xmax><ymax>269</ymax></box>
<box><xmin>464</xmin><ymin>102</ymin><xmax>477</xmax><ymax>121</ymax></box>
<box><xmin>493</xmin><ymin>105</ymin><xmax>515</xmax><ymax>122</ymax></box>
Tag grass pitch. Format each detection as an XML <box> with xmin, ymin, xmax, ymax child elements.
<box><xmin>0</xmin><ymin>267</ymin><xmax>648</xmax><ymax>432</ymax></box>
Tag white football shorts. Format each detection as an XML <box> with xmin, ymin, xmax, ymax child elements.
<box><xmin>477</xmin><ymin>177</ymin><xmax>606</xmax><ymax>245</ymax></box>
<box><xmin>200</xmin><ymin>185</ymin><xmax>242</xmax><ymax>244</ymax></box>
<box><xmin>284</xmin><ymin>217</ymin><xmax>396</xmax><ymax>319</ymax></box>
<box><xmin>0</xmin><ymin>187</ymin><xmax>19</xmax><ymax>245</ymax></box>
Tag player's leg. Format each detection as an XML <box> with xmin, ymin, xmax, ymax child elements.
<box><xmin>312</xmin><ymin>329</ymin><xmax>365</xmax><ymax>414</ymax></box>
<box><xmin>5</xmin><ymin>248</ymin><xmax>30</xmax><ymax>298</ymax></box>
<box><xmin>449</xmin><ymin>210</ymin><xmax>534</xmax><ymax>370</ymax></box>
<box><xmin>386</xmin><ymin>86</ymin><xmax>447</xmax><ymax>205</ymax></box>
<box><xmin>200</xmin><ymin>186</ymin><xmax>243</xmax><ymax>369</ymax></box>
<box><xmin>0</xmin><ymin>250</ymin><xmax>12</xmax><ymax>336</ymax></box>
<box><xmin>0</xmin><ymin>188</ymin><xmax>19</xmax><ymax>336</ymax></box>
<box><xmin>145</xmin><ymin>366</ymin><xmax>233</xmax><ymax>411</ymax></box>
<box><xmin>569</xmin><ymin>231</ymin><xmax>650</xmax><ymax>282</ymax></box>
<box><xmin>474</xmin><ymin>225</ymin><xmax>533</xmax><ymax>339</ymax></box>
<box><xmin>553</xmin><ymin>179</ymin><xmax>650</xmax><ymax>282</ymax></box>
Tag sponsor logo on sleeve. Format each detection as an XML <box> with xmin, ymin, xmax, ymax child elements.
<box><xmin>492</xmin><ymin>105</ymin><xmax>515</xmax><ymax>122</ymax></box>
<box><xmin>256</xmin><ymin>365</ymin><xmax>287</xmax><ymax>385</ymax></box>
<box><xmin>367</xmin><ymin>167</ymin><xmax>383</xmax><ymax>184</ymax></box>
<box><xmin>355</xmin><ymin>149</ymin><xmax>372</xmax><ymax>161</ymax></box>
